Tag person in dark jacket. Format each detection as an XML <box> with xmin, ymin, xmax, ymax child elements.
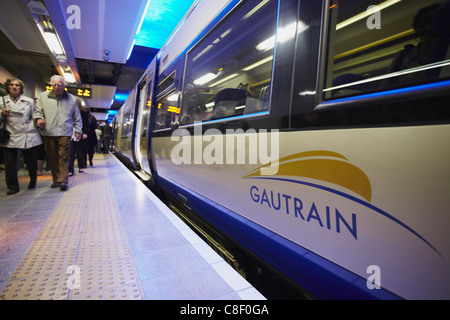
<box><xmin>101</xmin><ymin>121</ymin><xmax>112</xmax><ymax>153</ymax></box>
<box><xmin>69</xmin><ymin>98</ymin><xmax>89</xmax><ymax>175</ymax></box>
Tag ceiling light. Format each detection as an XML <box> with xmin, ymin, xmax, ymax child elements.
<box><xmin>256</xmin><ymin>36</ymin><xmax>275</xmax><ymax>51</ymax></box>
<box><xmin>194</xmin><ymin>73</ymin><xmax>217</xmax><ymax>85</ymax></box>
<box><xmin>63</xmin><ymin>72</ymin><xmax>75</xmax><ymax>83</ymax></box>
<box><xmin>257</xmin><ymin>23</ymin><xmax>297</xmax><ymax>52</ymax></box>
<box><xmin>43</xmin><ymin>31</ymin><xmax>64</xmax><ymax>55</ymax></box>
<box><xmin>167</xmin><ymin>93</ymin><xmax>179</xmax><ymax>102</ymax></box>
<box><xmin>209</xmin><ymin>73</ymin><xmax>239</xmax><ymax>87</ymax></box>
<box><xmin>127</xmin><ymin>39</ymin><xmax>135</xmax><ymax>61</ymax></box>
<box><xmin>242</xmin><ymin>56</ymin><xmax>273</xmax><ymax>71</ymax></box>
<box><xmin>136</xmin><ymin>0</ymin><xmax>151</xmax><ymax>35</ymax></box>
<box><xmin>243</xmin><ymin>0</ymin><xmax>270</xmax><ymax>19</ymax></box>
<box><xmin>114</xmin><ymin>93</ymin><xmax>128</xmax><ymax>101</ymax></box>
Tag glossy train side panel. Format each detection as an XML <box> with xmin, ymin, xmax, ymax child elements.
<box><xmin>113</xmin><ymin>0</ymin><xmax>450</xmax><ymax>299</ymax></box>
<box><xmin>152</xmin><ymin>124</ymin><xmax>450</xmax><ymax>299</ymax></box>
<box><xmin>115</xmin><ymin>88</ymin><xmax>137</xmax><ymax>168</ymax></box>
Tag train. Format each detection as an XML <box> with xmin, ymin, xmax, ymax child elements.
<box><xmin>110</xmin><ymin>0</ymin><xmax>450</xmax><ymax>299</ymax></box>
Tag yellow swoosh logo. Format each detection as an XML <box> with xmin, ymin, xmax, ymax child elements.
<box><xmin>243</xmin><ymin>150</ymin><xmax>372</xmax><ymax>202</ymax></box>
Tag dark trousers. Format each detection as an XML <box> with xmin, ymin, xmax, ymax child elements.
<box><xmin>69</xmin><ymin>140</ymin><xmax>87</xmax><ymax>173</ymax></box>
<box><xmin>102</xmin><ymin>138</ymin><xmax>111</xmax><ymax>153</ymax></box>
<box><xmin>43</xmin><ymin>136</ymin><xmax>71</xmax><ymax>185</ymax></box>
<box><xmin>2</xmin><ymin>146</ymin><xmax>38</xmax><ymax>191</ymax></box>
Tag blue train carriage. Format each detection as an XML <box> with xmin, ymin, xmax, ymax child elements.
<box><xmin>113</xmin><ymin>66</ymin><xmax>155</xmax><ymax>181</ymax></box>
<box><xmin>113</xmin><ymin>0</ymin><xmax>450</xmax><ymax>299</ymax></box>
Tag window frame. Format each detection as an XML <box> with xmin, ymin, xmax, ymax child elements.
<box><xmin>314</xmin><ymin>0</ymin><xmax>450</xmax><ymax>113</ymax></box>
<box><xmin>155</xmin><ymin>70</ymin><xmax>176</xmax><ymax>99</ymax></box>
<box><xmin>153</xmin><ymin>62</ymin><xmax>181</xmax><ymax>133</ymax></box>
<box><xmin>178</xmin><ymin>0</ymin><xmax>284</xmax><ymax>129</ymax></box>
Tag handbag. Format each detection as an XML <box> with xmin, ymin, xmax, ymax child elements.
<box><xmin>0</xmin><ymin>91</ymin><xmax>11</xmax><ymax>143</ymax></box>
<box><xmin>0</xmin><ymin>117</ymin><xmax>10</xmax><ymax>143</ymax></box>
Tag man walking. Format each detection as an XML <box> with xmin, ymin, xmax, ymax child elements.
<box><xmin>34</xmin><ymin>75</ymin><xmax>82</xmax><ymax>191</ymax></box>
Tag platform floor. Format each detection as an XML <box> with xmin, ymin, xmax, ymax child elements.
<box><xmin>0</xmin><ymin>153</ymin><xmax>265</xmax><ymax>300</ymax></box>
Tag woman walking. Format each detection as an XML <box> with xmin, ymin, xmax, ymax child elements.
<box><xmin>0</xmin><ymin>78</ymin><xmax>43</xmax><ymax>195</ymax></box>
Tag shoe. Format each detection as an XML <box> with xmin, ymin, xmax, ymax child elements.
<box><xmin>79</xmin><ymin>169</ymin><xmax>83</xmax><ymax>173</ymax></box>
<box><xmin>28</xmin><ymin>181</ymin><xmax>36</xmax><ymax>189</ymax></box>
<box><xmin>68</xmin><ymin>172</ymin><xmax>74</xmax><ymax>176</ymax></box>
<box><xmin>51</xmin><ymin>183</ymin><xmax>60</xmax><ymax>188</ymax></box>
<box><xmin>7</xmin><ymin>189</ymin><xmax>19</xmax><ymax>195</ymax></box>
<box><xmin>59</xmin><ymin>183</ymin><xmax>68</xmax><ymax>191</ymax></box>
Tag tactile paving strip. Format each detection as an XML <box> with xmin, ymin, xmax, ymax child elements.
<box><xmin>0</xmin><ymin>156</ymin><xmax>145</xmax><ymax>300</ymax></box>
<box><xmin>1</xmin><ymin>271</ymin><xmax>70</xmax><ymax>300</ymax></box>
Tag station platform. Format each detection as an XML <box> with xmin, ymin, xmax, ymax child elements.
<box><xmin>0</xmin><ymin>153</ymin><xmax>265</xmax><ymax>300</ymax></box>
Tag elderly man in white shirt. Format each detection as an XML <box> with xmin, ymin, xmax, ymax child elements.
<box><xmin>34</xmin><ymin>75</ymin><xmax>82</xmax><ymax>191</ymax></box>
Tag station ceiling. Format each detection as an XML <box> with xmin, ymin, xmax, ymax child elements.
<box><xmin>0</xmin><ymin>0</ymin><xmax>195</xmax><ymax>120</ymax></box>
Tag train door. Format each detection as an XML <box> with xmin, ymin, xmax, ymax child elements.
<box><xmin>132</xmin><ymin>59</ymin><xmax>157</xmax><ymax>180</ymax></box>
<box><xmin>132</xmin><ymin>75</ymin><xmax>148</xmax><ymax>176</ymax></box>
<box><xmin>144</xmin><ymin>58</ymin><xmax>157</xmax><ymax>176</ymax></box>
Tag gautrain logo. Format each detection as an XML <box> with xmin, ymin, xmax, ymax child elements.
<box><xmin>243</xmin><ymin>150</ymin><xmax>442</xmax><ymax>257</ymax></box>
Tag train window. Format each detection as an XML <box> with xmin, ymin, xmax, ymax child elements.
<box><xmin>154</xmin><ymin>90</ymin><xmax>179</xmax><ymax>130</ymax></box>
<box><xmin>154</xmin><ymin>69</ymin><xmax>178</xmax><ymax>130</ymax></box>
<box><xmin>180</xmin><ymin>0</ymin><xmax>277</xmax><ymax>125</ymax></box>
<box><xmin>121</xmin><ymin>98</ymin><xmax>135</xmax><ymax>140</ymax></box>
<box><xmin>323</xmin><ymin>0</ymin><xmax>449</xmax><ymax>100</ymax></box>
<box><xmin>155</xmin><ymin>71</ymin><xmax>175</xmax><ymax>97</ymax></box>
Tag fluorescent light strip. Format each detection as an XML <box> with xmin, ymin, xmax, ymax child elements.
<box><xmin>243</xmin><ymin>0</ymin><xmax>270</xmax><ymax>19</ymax></box>
<box><xmin>242</xmin><ymin>56</ymin><xmax>273</xmax><ymax>71</ymax></box>
<box><xmin>256</xmin><ymin>36</ymin><xmax>275</xmax><ymax>51</ymax></box>
<box><xmin>136</xmin><ymin>0</ymin><xmax>151</xmax><ymax>35</ymax></box>
<box><xmin>127</xmin><ymin>39</ymin><xmax>135</xmax><ymax>60</ymax></box>
<box><xmin>324</xmin><ymin>59</ymin><xmax>450</xmax><ymax>92</ymax></box>
<box><xmin>167</xmin><ymin>93</ymin><xmax>179</xmax><ymax>102</ymax></box>
<box><xmin>43</xmin><ymin>32</ymin><xmax>64</xmax><ymax>55</ymax></box>
<box><xmin>193</xmin><ymin>45</ymin><xmax>213</xmax><ymax>62</ymax></box>
<box><xmin>206</xmin><ymin>56</ymin><xmax>274</xmax><ymax>87</ymax></box>
<box><xmin>321</xmin><ymin>79</ymin><xmax>450</xmax><ymax>107</ymax></box>
<box><xmin>194</xmin><ymin>73</ymin><xmax>217</xmax><ymax>85</ymax></box>
<box><xmin>209</xmin><ymin>73</ymin><xmax>239</xmax><ymax>87</ymax></box>
<box><xmin>63</xmin><ymin>72</ymin><xmax>75</xmax><ymax>83</ymax></box>
<box><xmin>336</xmin><ymin>0</ymin><xmax>402</xmax><ymax>30</ymax></box>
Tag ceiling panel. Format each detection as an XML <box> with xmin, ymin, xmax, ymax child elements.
<box><xmin>0</xmin><ymin>0</ymin><xmax>47</xmax><ymax>53</ymax></box>
<box><xmin>0</xmin><ymin>0</ymin><xmax>195</xmax><ymax>118</ymax></box>
<box><xmin>84</xmin><ymin>84</ymin><xmax>116</xmax><ymax>111</ymax></box>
